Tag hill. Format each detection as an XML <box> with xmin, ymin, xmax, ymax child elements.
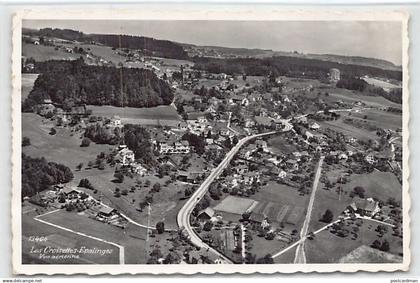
<box><xmin>23</xmin><ymin>28</ymin><xmax>189</xmax><ymax>59</ymax></box>
<box><xmin>184</xmin><ymin>44</ymin><xmax>401</xmax><ymax>72</ymax></box>
<box><xmin>191</xmin><ymin>56</ymin><xmax>402</xmax><ymax>82</ymax></box>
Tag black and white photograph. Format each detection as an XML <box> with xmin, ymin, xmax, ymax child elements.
<box><xmin>11</xmin><ymin>8</ymin><xmax>410</xmax><ymax>274</ymax></box>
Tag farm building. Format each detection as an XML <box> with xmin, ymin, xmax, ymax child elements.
<box><xmin>97</xmin><ymin>206</ymin><xmax>117</xmax><ymax>220</ymax></box>
<box><xmin>61</xmin><ymin>187</ymin><xmax>80</xmax><ymax>199</ymax></box>
<box><xmin>177</xmin><ymin>171</ymin><xmax>202</xmax><ymax>184</ymax></box>
<box><xmin>197</xmin><ymin>207</ymin><xmax>215</xmax><ymax>221</ymax></box>
<box><xmin>348</xmin><ymin>198</ymin><xmax>380</xmax><ymax>217</ymax></box>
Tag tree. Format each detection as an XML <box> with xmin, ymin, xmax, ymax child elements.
<box><xmin>49</xmin><ymin>128</ymin><xmax>57</xmax><ymax>135</ymax></box>
<box><xmin>78</xmin><ymin>178</ymin><xmax>94</xmax><ymax>190</ymax></box>
<box><xmin>203</xmin><ymin>221</ymin><xmax>213</xmax><ymax>231</ymax></box>
<box><xmin>380</xmin><ymin>240</ymin><xmax>390</xmax><ymax>252</ymax></box>
<box><xmin>321</xmin><ymin>209</ymin><xmax>334</xmax><ymax>223</ymax></box>
<box><xmin>22</xmin><ymin>137</ymin><xmax>31</xmax><ymax>147</ymax></box>
<box><xmin>58</xmin><ymin>193</ymin><xmax>66</xmax><ymax>203</ymax></box>
<box><xmin>241</xmin><ymin>211</ymin><xmax>251</xmax><ymax>221</ymax></box>
<box><xmin>152</xmin><ymin>182</ymin><xmax>161</xmax><ymax>193</ymax></box>
<box><xmin>114</xmin><ymin>172</ymin><xmax>124</xmax><ymax>183</ymax></box>
<box><xmin>98</xmin><ymin>161</ymin><xmax>105</xmax><ymax>170</ymax></box>
<box><xmin>256</xmin><ymin>254</ymin><xmax>274</xmax><ymax>264</ymax></box>
<box><xmin>80</xmin><ymin>137</ymin><xmax>91</xmax><ymax>147</ymax></box>
<box><xmin>156</xmin><ymin>221</ymin><xmax>165</xmax><ymax>234</ymax></box>
<box><xmin>353</xmin><ymin>186</ymin><xmax>365</xmax><ymax>198</ymax></box>
<box><xmin>121</xmin><ymin>189</ymin><xmax>128</xmax><ymax>196</ymax></box>
<box><xmin>265</xmin><ymin>232</ymin><xmax>275</xmax><ymax>240</ymax></box>
<box><xmin>76</xmin><ymin>163</ymin><xmax>84</xmax><ymax>171</ymax></box>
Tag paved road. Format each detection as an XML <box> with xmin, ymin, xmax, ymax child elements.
<box><xmin>293</xmin><ymin>155</ymin><xmax>324</xmax><ymax>264</ymax></box>
<box><xmin>177</xmin><ymin>122</ymin><xmax>292</xmax><ymax>263</ymax></box>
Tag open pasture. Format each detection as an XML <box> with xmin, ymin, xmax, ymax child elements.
<box><xmin>306</xmin><ymin>218</ymin><xmax>403</xmax><ymax>263</ymax></box>
<box><xmin>343</xmin><ymin>170</ymin><xmax>402</xmax><ymax>203</ymax></box>
<box><xmin>22</xmin><ymin>210</ymin><xmax>119</xmax><ymax>264</ymax></box>
<box><xmin>23</xmin><ymin>42</ymin><xmax>81</xmax><ymax>61</ymax></box>
<box><xmin>22</xmin><ymin>113</ymin><xmax>113</xmax><ymax>169</ymax></box>
<box><xmin>38</xmin><ymin>209</ymin><xmax>148</xmax><ymax>264</ymax></box>
<box><xmin>213</xmin><ymin>196</ymin><xmax>258</xmax><ymax>215</ymax></box>
<box><xmin>350</xmin><ymin>108</ymin><xmax>402</xmax><ymax>131</ymax></box>
<box><xmin>88</xmin><ymin>105</ymin><xmax>181</xmax><ymax>123</ymax></box>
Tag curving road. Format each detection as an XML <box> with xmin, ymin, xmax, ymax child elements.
<box><xmin>177</xmin><ymin>122</ymin><xmax>292</xmax><ymax>263</ymax></box>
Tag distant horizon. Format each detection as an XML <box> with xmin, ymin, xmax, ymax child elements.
<box><xmin>23</xmin><ymin>20</ymin><xmax>403</xmax><ymax>65</ymax></box>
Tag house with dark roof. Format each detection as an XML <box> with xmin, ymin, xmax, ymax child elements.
<box><xmin>197</xmin><ymin>207</ymin><xmax>215</xmax><ymax>221</ymax></box>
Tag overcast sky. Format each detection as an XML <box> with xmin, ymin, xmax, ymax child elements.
<box><xmin>23</xmin><ymin>20</ymin><xmax>403</xmax><ymax>65</ymax></box>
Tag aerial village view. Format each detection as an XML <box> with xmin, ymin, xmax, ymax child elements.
<box><xmin>20</xmin><ymin>20</ymin><xmax>405</xmax><ymax>265</ymax></box>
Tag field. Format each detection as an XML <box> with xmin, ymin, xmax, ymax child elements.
<box><xmin>273</xmin><ymin>245</ymin><xmax>297</xmax><ymax>264</ymax></box>
<box><xmin>320</xmin><ymin>118</ymin><xmax>380</xmax><ymax>142</ymax></box>
<box><xmin>213</xmin><ymin>196</ymin><xmax>257</xmax><ymax>215</ymax></box>
<box><xmin>21</xmin><ymin>73</ymin><xmax>39</xmax><ymax>102</ymax></box>
<box><xmin>87</xmin><ymin>105</ymin><xmax>181</xmax><ymax>126</ymax></box>
<box><xmin>23</xmin><ymin>42</ymin><xmax>81</xmax><ymax>61</ymax></box>
<box><xmin>350</xmin><ymin>108</ymin><xmax>402</xmax><ymax>131</ymax></box>
<box><xmin>230</xmin><ymin>76</ymin><xmax>265</xmax><ymax>88</ymax></box>
<box><xmin>251</xmin><ymin>182</ymin><xmax>308</xmax><ymax>229</ymax></box>
<box><xmin>363</xmin><ymin>77</ymin><xmax>401</xmax><ymax>90</ymax></box>
<box><xmin>152</xmin><ymin>57</ymin><xmax>194</xmax><ymax>67</ymax></box>
<box><xmin>38</xmin><ymin>209</ymin><xmax>148</xmax><ymax>264</ymax></box>
<box><xmin>266</xmin><ymin>136</ymin><xmax>297</xmax><ymax>155</ymax></box>
<box><xmin>324</xmin><ymin>87</ymin><xmax>402</xmax><ymax>109</ymax></box>
<box><xmin>343</xmin><ymin>170</ymin><xmax>402</xmax><ymax>203</ymax></box>
<box><xmin>305</xmin><ymin>218</ymin><xmax>403</xmax><ymax>263</ymax></box>
<box><xmin>22</xmin><ymin>113</ymin><xmax>113</xmax><ymax>169</ymax></box>
<box><xmin>339</xmin><ymin>245</ymin><xmax>403</xmax><ymax>263</ymax></box>
<box><xmin>22</xmin><ymin>208</ymin><xmax>120</xmax><ymax>264</ymax></box>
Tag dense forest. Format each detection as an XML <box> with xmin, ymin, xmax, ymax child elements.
<box><xmin>23</xmin><ymin>59</ymin><xmax>174</xmax><ymax>111</ymax></box>
<box><xmin>22</xmin><ymin>154</ymin><xmax>73</xmax><ymax>198</ymax></box>
<box><xmin>84</xmin><ymin>124</ymin><xmax>155</xmax><ymax>166</ymax></box>
<box><xmin>192</xmin><ymin>56</ymin><xmax>402</xmax><ymax>82</ymax></box>
<box><xmin>24</xmin><ymin>28</ymin><xmax>188</xmax><ymax>59</ymax></box>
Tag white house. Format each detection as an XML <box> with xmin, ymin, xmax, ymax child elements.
<box><xmin>278</xmin><ymin>170</ymin><xmax>287</xmax><ymax>179</ymax></box>
<box><xmin>309</xmin><ymin>122</ymin><xmax>320</xmax><ymax>130</ymax></box>
<box><xmin>116</xmin><ymin>147</ymin><xmax>135</xmax><ymax>165</ymax></box>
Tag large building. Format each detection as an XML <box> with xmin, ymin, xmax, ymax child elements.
<box><xmin>329</xmin><ymin>68</ymin><xmax>341</xmax><ymax>82</ymax></box>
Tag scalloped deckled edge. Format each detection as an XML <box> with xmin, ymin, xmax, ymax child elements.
<box><xmin>10</xmin><ymin>6</ymin><xmax>411</xmax><ymax>275</ymax></box>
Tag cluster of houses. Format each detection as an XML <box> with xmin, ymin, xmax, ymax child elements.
<box><xmin>26</xmin><ymin>183</ymin><xmax>124</xmax><ymax>224</ymax></box>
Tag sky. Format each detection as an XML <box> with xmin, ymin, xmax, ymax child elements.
<box><xmin>23</xmin><ymin>20</ymin><xmax>403</xmax><ymax>65</ymax></box>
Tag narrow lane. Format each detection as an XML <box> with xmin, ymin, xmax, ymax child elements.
<box><xmin>294</xmin><ymin>155</ymin><xmax>324</xmax><ymax>264</ymax></box>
